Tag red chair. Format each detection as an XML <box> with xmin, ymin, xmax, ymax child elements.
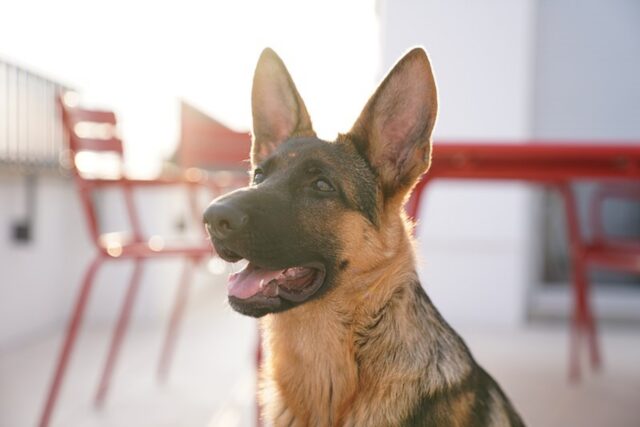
<box><xmin>559</xmin><ymin>182</ymin><xmax>640</xmax><ymax>380</ymax></box>
<box><xmin>39</xmin><ymin>95</ymin><xmax>228</xmax><ymax>427</ymax></box>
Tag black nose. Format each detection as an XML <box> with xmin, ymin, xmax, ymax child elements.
<box><xmin>203</xmin><ymin>202</ymin><xmax>248</xmax><ymax>240</ymax></box>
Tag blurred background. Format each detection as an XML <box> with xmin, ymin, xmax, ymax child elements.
<box><xmin>1</xmin><ymin>0</ymin><xmax>639</xmax><ymax>426</ymax></box>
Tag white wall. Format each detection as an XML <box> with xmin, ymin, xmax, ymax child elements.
<box><xmin>533</xmin><ymin>0</ymin><xmax>640</xmax><ymax>140</ymax></box>
<box><xmin>379</xmin><ymin>0</ymin><xmax>537</xmax><ymax>328</ymax></box>
<box><xmin>0</xmin><ymin>173</ymin><xmax>213</xmax><ymax>349</ymax></box>
<box><xmin>0</xmin><ymin>175</ymin><xmax>89</xmax><ymax>347</ymax></box>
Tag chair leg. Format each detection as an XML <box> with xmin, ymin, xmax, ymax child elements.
<box><xmin>557</xmin><ymin>182</ymin><xmax>602</xmax><ymax>381</ymax></box>
<box><xmin>568</xmin><ymin>315</ymin><xmax>581</xmax><ymax>382</ymax></box>
<box><xmin>572</xmin><ymin>244</ymin><xmax>602</xmax><ymax>373</ymax></box>
<box><xmin>157</xmin><ymin>258</ymin><xmax>194</xmax><ymax>382</ymax></box>
<box><xmin>585</xmin><ymin>292</ymin><xmax>602</xmax><ymax>371</ymax></box>
<box><xmin>573</xmin><ymin>250</ymin><xmax>601</xmax><ymax>372</ymax></box>
<box><xmin>39</xmin><ymin>256</ymin><xmax>103</xmax><ymax>427</ymax></box>
<box><xmin>569</xmin><ymin>265</ymin><xmax>590</xmax><ymax>382</ymax></box>
<box><xmin>94</xmin><ymin>259</ymin><xmax>144</xmax><ymax>407</ymax></box>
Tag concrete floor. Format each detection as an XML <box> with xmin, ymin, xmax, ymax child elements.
<box><xmin>1</xmin><ymin>283</ymin><xmax>639</xmax><ymax>427</ymax></box>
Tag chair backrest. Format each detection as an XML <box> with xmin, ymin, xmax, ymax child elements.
<box><xmin>58</xmin><ymin>93</ymin><xmax>124</xmax><ymax>178</ymax></box>
<box><xmin>58</xmin><ymin>93</ymin><xmax>140</xmax><ymax>244</ymax></box>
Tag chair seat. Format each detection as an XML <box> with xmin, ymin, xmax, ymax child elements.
<box><xmin>98</xmin><ymin>232</ymin><xmax>212</xmax><ymax>258</ymax></box>
<box><xmin>585</xmin><ymin>241</ymin><xmax>640</xmax><ymax>273</ymax></box>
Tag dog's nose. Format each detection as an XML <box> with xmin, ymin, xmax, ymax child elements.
<box><xmin>203</xmin><ymin>202</ymin><xmax>249</xmax><ymax>240</ymax></box>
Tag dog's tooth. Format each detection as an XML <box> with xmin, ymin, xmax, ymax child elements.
<box><xmin>259</xmin><ymin>279</ymin><xmax>265</xmax><ymax>289</ymax></box>
<box><xmin>285</xmin><ymin>268</ymin><xmax>298</xmax><ymax>278</ymax></box>
<box><xmin>263</xmin><ymin>280</ymin><xmax>279</xmax><ymax>297</ymax></box>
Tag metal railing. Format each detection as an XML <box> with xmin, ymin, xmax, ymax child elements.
<box><xmin>0</xmin><ymin>59</ymin><xmax>71</xmax><ymax>171</ymax></box>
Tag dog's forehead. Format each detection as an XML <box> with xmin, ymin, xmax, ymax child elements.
<box><xmin>271</xmin><ymin>137</ymin><xmax>344</xmax><ymax>167</ymax></box>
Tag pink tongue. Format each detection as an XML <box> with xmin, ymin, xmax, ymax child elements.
<box><xmin>227</xmin><ymin>263</ymin><xmax>283</xmax><ymax>299</ymax></box>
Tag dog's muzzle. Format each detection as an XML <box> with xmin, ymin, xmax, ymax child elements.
<box><xmin>202</xmin><ymin>196</ymin><xmax>327</xmax><ymax>316</ymax></box>
<box><xmin>203</xmin><ymin>201</ymin><xmax>248</xmax><ymax>241</ymax></box>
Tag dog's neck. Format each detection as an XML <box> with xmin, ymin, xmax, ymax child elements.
<box><xmin>259</xmin><ymin>212</ymin><xmax>472</xmax><ymax>425</ymax></box>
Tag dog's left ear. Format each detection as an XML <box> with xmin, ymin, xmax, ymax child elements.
<box><xmin>251</xmin><ymin>48</ymin><xmax>315</xmax><ymax>165</ymax></box>
<box><xmin>348</xmin><ymin>47</ymin><xmax>437</xmax><ymax>201</ymax></box>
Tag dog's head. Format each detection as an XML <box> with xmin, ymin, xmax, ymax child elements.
<box><xmin>204</xmin><ymin>47</ymin><xmax>437</xmax><ymax>317</ymax></box>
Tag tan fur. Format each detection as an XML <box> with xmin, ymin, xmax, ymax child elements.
<box><xmin>448</xmin><ymin>391</ymin><xmax>476</xmax><ymax>427</ymax></box>
<box><xmin>259</xmin><ymin>208</ymin><xmax>473</xmax><ymax>426</ymax></box>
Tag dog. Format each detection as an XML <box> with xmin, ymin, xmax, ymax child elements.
<box><xmin>203</xmin><ymin>47</ymin><xmax>525</xmax><ymax>426</ymax></box>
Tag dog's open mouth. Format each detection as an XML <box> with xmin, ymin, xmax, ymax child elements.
<box><xmin>227</xmin><ymin>261</ymin><xmax>325</xmax><ymax>302</ymax></box>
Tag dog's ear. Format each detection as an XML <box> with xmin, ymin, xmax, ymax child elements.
<box><xmin>251</xmin><ymin>48</ymin><xmax>315</xmax><ymax>165</ymax></box>
<box><xmin>348</xmin><ymin>47</ymin><xmax>437</xmax><ymax>201</ymax></box>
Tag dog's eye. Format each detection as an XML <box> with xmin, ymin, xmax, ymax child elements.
<box><xmin>253</xmin><ymin>169</ymin><xmax>265</xmax><ymax>184</ymax></box>
<box><xmin>313</xmin><ymin>178</ymin><xmax>334</xmax><ymax>192</ymax></box>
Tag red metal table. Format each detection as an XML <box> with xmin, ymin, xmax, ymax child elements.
<box><xmin>405</xmin><ymin>141</ymin><xmax>640</xmax><ymax>380</ymax></box>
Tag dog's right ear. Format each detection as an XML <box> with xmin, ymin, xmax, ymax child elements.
<box><xmin>348</xmin><ymin>47</ymin><xmax>437</xmax><ymax>204</ymax></box>
<box><xmin>251</xmin><ymin>48</ymin><xmax>315</xmax><ymax>166</ymax></box>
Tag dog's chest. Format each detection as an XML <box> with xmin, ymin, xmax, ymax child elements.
<box><xmin>260</xmin><ymin>313</ymin><xmax>358</xmax><ymax>425</ymax></box>
<box><xmin>263</xmin><ymin>371</ymin><xmax>412</xmax><ymax>427</ymax></box>
<box><xmin>262</xmin><ymin>335</ymin><xmax>417</xmax><ymax>426</ymax></box>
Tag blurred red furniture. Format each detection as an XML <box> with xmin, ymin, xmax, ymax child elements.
<box><xmin>587</xmin><ymin>184</ymin><xmax>640</xmax><ymax>273</ymax></box>
<box><xmin>38</xmin><ymin>96</ymin><xmax>240</xmax><ymax>427</ymax></box>
<box><xmin>175</xmin><ymin>101</ymin><xmax>249</xmax><ymax>196</ymax></box>
<box><xmin>405</xmin><ymin>141</ymin><xmax>640</xmax><ymax>381</ymax></box>
<box><xmin>177</xmin><ymin>101</ymin><xmax>251</xmax><ymax>172</ymax></box>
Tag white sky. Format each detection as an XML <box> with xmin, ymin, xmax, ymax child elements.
<box><xmin>0</xmin><ymin>0</ymin><xmax>380</xmax><ymax>176</ymax></box>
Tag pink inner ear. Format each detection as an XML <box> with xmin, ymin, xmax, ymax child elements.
<box><xmin>267</xmin><ymin>105</ymin><xmax>297</xmax><ymax>142</ymax></box>
<box><xmin>380</xmin><ymin>110</ymin><xmax>416</xmax><ymax>149</ymax></box>
<box><xmin>377</xmin><ymin>89</ymin><xmax>428</xmax><ymax>155</ymax></box>
<box><xmin>254</xmin><ymin>74</ymin><xmax>298</xmax><ymax>143</ymax></box>
<box><xmin>374</xmin><ymin>50</ymin><xmax>436</xmax><ymax>148</ymax></box>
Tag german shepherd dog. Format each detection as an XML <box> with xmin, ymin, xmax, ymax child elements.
<box><xmin>204</xmin><ymin>47</ymin><xmax>525</xmax><ymax>426</ymax></box>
